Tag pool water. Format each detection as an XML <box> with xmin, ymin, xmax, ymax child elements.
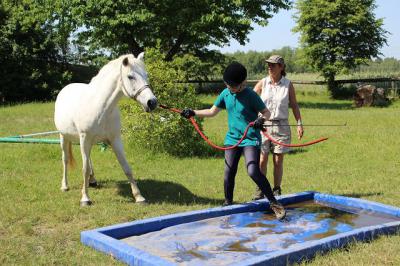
<box><xmin>122</xmin><ymin>201</ymin><xmax>399</xmax><ymax>265</ymax></box>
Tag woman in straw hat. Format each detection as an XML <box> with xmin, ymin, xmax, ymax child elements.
<box><xmin>253</xmin><ymin>55</ymin><xmax>304</xmax><ymax>200</ymax></box>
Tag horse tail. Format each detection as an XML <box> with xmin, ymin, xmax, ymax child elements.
<box><xmin>67</xmin><ymin>142</ymin><xmax>76</xmax><ymax>169</ymax></box>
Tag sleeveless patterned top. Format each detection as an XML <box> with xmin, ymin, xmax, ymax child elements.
<box><xmin>260</xmin><ymin>76</ymin><xmax>290</xmax><ymax>120</ymax></box>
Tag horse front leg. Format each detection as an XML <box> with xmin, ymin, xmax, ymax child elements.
<box><xmin>60</xmin><ymin>135</ymin><xmax>69</xmax><ymax>191</ymax></box>
<box><xmin>110</xmin><ymin>137</ymin><xmax>146</xmax><ymax>203</ymax></box>
<box><xmin>88</xmin><ymin>158</ymin><xmax>98</xmax><ymax>187</ymax></box>
<box><xmin>79</xmin><ymin>133</ymin><xmax>93</xmax><ymax>206</ymax></box>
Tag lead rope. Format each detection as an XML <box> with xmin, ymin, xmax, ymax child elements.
<box><xmin>159</xmin><ymin>104</ymin><xmax>328</xmax><ymax>150</ymax></box>
<box><xmin>261</xmin><ymin>131</ymin><xmax>328</xmax><ymax>147</ymax></box>
<box><xmin>159</xmin><ymin>104</ymin><xmax>250</xmax><ymax>150</ymax></box>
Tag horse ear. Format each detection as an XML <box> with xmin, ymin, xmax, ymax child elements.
<box><xmin>122</xmin><ymin>57</ymin><xmax>129</xmax><ymax>66</ymax></box>
<box><xmin>137</xmin><ymin>52</ymin><xmax>145</xmax><ymax>61</ymax></box>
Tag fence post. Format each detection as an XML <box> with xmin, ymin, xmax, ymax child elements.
<box><xmin>392</xmin><ymin>81</ymin><xmax>398</xmax><ymax>98</ymax></box>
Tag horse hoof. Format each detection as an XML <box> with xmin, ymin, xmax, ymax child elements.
<box><xmin>136</xmin><ymin>200</ymin><xmax>147</xmax><ymax>205</ymax></box>
<box><xmin>89</xmin><ymin>181</ymin><xmax>98</xmax><ymax>188</ymax></box>
<box><xmin>61</xmin><ymin>187</ymin><xmax>69</xmax><ymax>192</ymax></box>
<box><xmin>80</xmin><ymin>200</ymin><xmax>92</xmax><ymax>207</ymax></box>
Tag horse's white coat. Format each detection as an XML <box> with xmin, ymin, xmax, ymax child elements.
<box><xmin>54</xmin><ymin>53</ymin><xmax>157</xmax><ymax>205</ymax></box>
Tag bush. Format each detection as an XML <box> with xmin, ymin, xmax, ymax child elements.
<box><xmin>120</xmin><ymin>48</ymin><xmax>212</xmax><ymax>157</ymax></box>
<box><xmin>329</xmin><ymin>84</ymin><xmax>357</xmax><ymax>99</ymax></box>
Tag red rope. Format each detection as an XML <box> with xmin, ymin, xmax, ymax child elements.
<box><xmin>261</xmin><ymin>131</ymin><xmax>328</xmax><ymax>147</ymax></box>
<box><xmin>159</xmin><ymin>104</ymin><xmax>248</xmax><ymax>150</ymax></box>
<box><xmin>159</xmin><ymin>104</ymin><xmax>328</xmax><ymax>150</ymax></box>
<box><xmin>189</xmin><ymin>117</ymin><xmax>254</xmax><ymax>150</ymax></box>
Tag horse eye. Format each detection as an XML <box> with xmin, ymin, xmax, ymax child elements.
<box><xmin>127</xmin><ymin>75</ymin><xmax>135</xmax><ymax>80</ymax></box>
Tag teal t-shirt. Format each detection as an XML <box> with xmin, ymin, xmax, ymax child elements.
<box><xmin>214</xmin><ymin>87</ymin><xmax>266</xmax><ymax>147</ymax></box>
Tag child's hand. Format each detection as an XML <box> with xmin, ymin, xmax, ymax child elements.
<box><xmin>180</xmin><ymin>108</ymin><xmax>195</xmax><ymax>119</ymax></box>
<box><xmin>253</xmin><ymin>117</ymin><xmax>265</xmax><ymax>130</ymax></box>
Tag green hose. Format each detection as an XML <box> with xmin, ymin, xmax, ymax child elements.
<box><xmin>0</xmin><ymin>137</ymin><xmax>60</xmax><ymax>144</ymax></box>
<box><xmin>0</xmin><ymin>137</ymin><xmax>108</xmax><ymax>150</ymax></box>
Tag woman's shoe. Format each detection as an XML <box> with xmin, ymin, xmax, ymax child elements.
<box><xmin>273</xmin><ymin>186</ymin><xmax>282</xmax><ymax>196</ymax></box>
<box><xmin>222</xmin><ymin>200</ymin><xmax>233</xmax><ymax>207</ymax></box>
<box><xmin>252</xmin><ymin>187</ymin><xmax>265</xmax><ymax>200</ymax></box>
<box><xmin>270</xmin><ymin>202</ymin><xmax>286</xmax><ymax>220</ymax></box>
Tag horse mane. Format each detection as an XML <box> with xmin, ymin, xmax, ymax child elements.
<box><xmin>89</xmin><ymin>54</ymin><xmax>136</xmax><ymax>85</ymax></box>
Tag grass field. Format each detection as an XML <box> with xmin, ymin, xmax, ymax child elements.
<box><xmin>1</xmin><ymin>90</ymin><xmax>400</xmax><ymax>265</ymax></box>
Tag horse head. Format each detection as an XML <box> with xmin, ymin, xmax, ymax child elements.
<box><xmin>120</xmin><ymin>53</ymin><xmax>157</xmax><ymax>112</ymax></box>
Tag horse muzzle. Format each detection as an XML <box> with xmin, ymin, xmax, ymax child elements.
<box><xmin>147</xmin><ymin>98</ymin><xmax>158</xmax><ymax>111</ymax></box>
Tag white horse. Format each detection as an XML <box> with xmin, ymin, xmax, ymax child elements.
<box><xmin>54</xmin><ymin>53</ymin><xmax>157</xmax><ymax>206</ymax></box>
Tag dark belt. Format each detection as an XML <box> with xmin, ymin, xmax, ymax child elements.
<box><xmin>268</xmin><ymin>119</ymin><xmax>286</xmax><ymax>122</ymax></box>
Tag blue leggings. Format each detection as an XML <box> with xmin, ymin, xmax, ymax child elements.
<box><xmin>224</xmin><ymin>146</ymin><xmax>277</xmax><ymax>203</ymax></box>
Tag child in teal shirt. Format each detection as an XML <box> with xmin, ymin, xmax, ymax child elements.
<box><xmin>181</xmin><ymin>62</ymin><xmax>286</xmax><ymax>220</ymax></box>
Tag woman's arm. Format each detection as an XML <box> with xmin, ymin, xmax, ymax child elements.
<box><xmin>253</xmin><ymin>79</ymin><xmax>263</xmax><ymax>95</ymax></box>
<box><xmin>259</xmin><ymin>107</ymin><xmax>271</xmax><ymax>121</ymax></box>
<box><xmin>289</xmin><ymin>82</ymin><xmax>301</xmax><ymax>121</ymax></box>
<box><xmin>288</xmin><ymin>82</ymin><xmax>304</xmax><ymax>139</ymax></box>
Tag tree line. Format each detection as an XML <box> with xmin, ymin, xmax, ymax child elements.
<box><xmin>227</xmin><ymin>48</ymin><xmax>400</xmax><ymax>79</ymax></box>
<box><xmin>0</xmin><ymin>0</ymin><xmax>390</xmax><ymax>103</ymax></box>
<box><xmin>226</xmin><ymin>47</ymin><xmax>311</xmax><ymax>78</ymax></box>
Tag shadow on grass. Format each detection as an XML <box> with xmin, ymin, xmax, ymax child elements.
<box><xmin>339</xmin><ymin>192</ymin><xmax>383</xmax><ymax>198</ymax></box>
<box><xmin>299</xmin><ymin>102</ymin><xmax>353</xmax><ymax>110</ymax></box>
<box><xmin>288</xmin><ymin>148</ymin><xmax>308</xmax><ymax>155</ymax></box>
<box><xmin>190</xmin><ymin>146</ymin><xmax>225</xmax><ymax>159</ymax></box>
<box><xmin>116</xmin><ymin>179</ymin><xmax>222</xmax><ymax>205</ymax></box>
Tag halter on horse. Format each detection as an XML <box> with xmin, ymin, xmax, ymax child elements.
<box><xmin>54</xmin><ymin>53</ymin><xmax>157</xmax><ymax>206</ymax></box>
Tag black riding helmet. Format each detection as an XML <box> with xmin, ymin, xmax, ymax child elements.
<box><xmin>223</xmin><ymin>62</ymin><xmax>247</xmax><ymax>87</ymax></box>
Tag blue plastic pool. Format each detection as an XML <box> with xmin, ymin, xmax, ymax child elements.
<box><xmin>81</xmin><ymin>192</ymin><xmax>400</xmax><ymax>265</ymax></box>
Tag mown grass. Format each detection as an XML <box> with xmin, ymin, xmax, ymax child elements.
<box><xmin>1</xmin><ymin>91</ymin><xmax>400</xmax><ymax>265</ymax></box>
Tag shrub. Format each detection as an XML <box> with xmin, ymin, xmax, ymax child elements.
<box><xmin>329</xmin><ymin>84</ymin><xmax>357</xmax><ymax>99</ymax></box>
<box><xmin>120</xmin><ymin>48</ymin><xmax>212</xmax><ymax>157</ymax></box>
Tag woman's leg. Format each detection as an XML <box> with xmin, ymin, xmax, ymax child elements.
<box><xmin>273</xmin><ymin>153</ymin><xmax>284</xmax><ymax>193</ymax></box>
<box><xmin>243</xmin><ymin>146</ymin><xmax>277</xmax><ymax>203</ymax></box>
<box><xmin>260</xmin><ymin>150</ymin><xmax>269</xmax><ymax>176</ymax></box>
<box><xmin>224</xmin><ymin>147</ymin><xmax>243</xmax><ymax>204</ymax></box>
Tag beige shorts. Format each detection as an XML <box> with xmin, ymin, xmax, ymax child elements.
<box><xmin>261</xmin><ymin>119</ymin><xmax>291</xmax><ymax>154</ymax></box>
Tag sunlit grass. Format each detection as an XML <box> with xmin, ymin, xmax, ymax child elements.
<box><xmin>1</xmin><ymin>95</ymin><xmax>400</xmax><ymax>265</ymax></box>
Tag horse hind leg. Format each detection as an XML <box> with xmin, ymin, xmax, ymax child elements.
<box><xmin>110</xmin><ymin>137</ymin><xmax>146</xmax><ymax>204</ymax></box>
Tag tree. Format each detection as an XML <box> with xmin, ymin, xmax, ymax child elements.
<box><xmin>68</xmin><ymin>0</ymin><xmax>291</xmax><ymax>61</ymax></box>
<box><xmin>225</xmin><ymin>47</ymin><xmax>311</xmax><ymax>78</ymax></box>
<box><xmin>120</xmin><ymin>48</ymin><xmax>212</xmax><ymax>156</ymax></box>
<box><xmin>0</xmin><ymin>0</ymin><xmax>72</xmax><ymax>102</ymax></box>
<box><xmin>293</xmin><ymin>0</ymin><xmax>388</xmax><ymax>97</ymax></box>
